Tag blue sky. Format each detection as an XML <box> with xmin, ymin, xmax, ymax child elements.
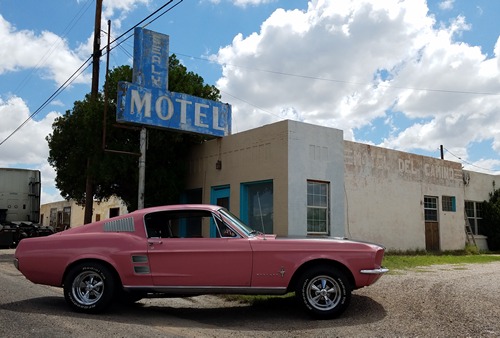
<box><xmin>0</xmin><ymin>0</ymin><xmax>499</xmax><ymax>203</ymax></box>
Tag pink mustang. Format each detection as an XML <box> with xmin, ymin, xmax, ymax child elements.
<box><xmin>14</xmin><ymin>204</ymin><xmax>387</xmax><ymax>319</ymax></box>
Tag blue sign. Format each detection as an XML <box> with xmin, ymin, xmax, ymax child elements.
<box><xmin>117</xmin><ymin>82</ymin><xmax>231</xmax><ymax>137</ymax></box>
<box><xmin>132</xmin><ymin>27</ymin><xmax>169</xmax><ymax>91</ymax></box>
<box><xmin>116</xmin><ymin>27</ymin><xmax>231</xmax><ymax>137</ymax></box>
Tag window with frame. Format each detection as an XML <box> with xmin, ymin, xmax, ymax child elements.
<box><xmin>240</xmin><ymin>180</ymin><xmax>273</xmax><ymax>234</ymax></box>
<box><xmin>424</xmin><ymin>196</ymin><xmax>438</xmax><ymax>221</ymax></box>
<box><xmin>307</xmin><ymin>181</ymin><xmax>329</xmax><ymax>235</ymax></box>
<box><xmin>465</xmin><ymin>201</ymin><xmax>483</xmax><ymax>235</ymax></box>
<box><xmin>442</xmin><ymin>196</ymin><xmax>456</xmax><ymax>212</ymax></box>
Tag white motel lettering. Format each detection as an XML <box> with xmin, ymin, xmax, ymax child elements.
<box><xmin>129</xmin><ymin>89</ymin><xmax>226</xmax><ymax>132</ymax></box>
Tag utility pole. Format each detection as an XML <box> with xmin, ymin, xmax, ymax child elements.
<box><xmin>84</xmin><ymin>0</ymin><xmax>102</xmax><ymax>224</ymax></box>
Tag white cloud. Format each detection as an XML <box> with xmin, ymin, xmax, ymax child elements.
<box><xmin>0</xmin><ymin>95</ymin><xmax>62</xmax><ymax>203</ymax></box>
<box><xmin>0</xmin><ymin>15</ymin><xmax>91</xmax><ymax>87</ymax></box>
<box><xmin>207</xmin><ymin>0</ymin><xmax>276</xmax><ymax>7</ymax></box>
<box><xmin>214</xmin><ymin>0</ymin><xmax>500</xmax><ymax>166</ymax></box>
<box><xmin>439</xmin><ymin>0</ymin><xmax>455</xmax><ymax>11</ymax></box>
<box><xmin>0</xmin><ymin>96</ymin><xmax>60</xmax><ymax>166</ymax></box>
<box><xmin>0</xmin><ymin>1</ymin><xmax>152</xmax><ymax>204</ymax></box>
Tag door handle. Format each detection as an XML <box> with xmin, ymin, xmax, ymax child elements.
<box><xmin>148</xmin><ymin>239</ymin><xmax>163</xmax><ymax>246</ymax></box>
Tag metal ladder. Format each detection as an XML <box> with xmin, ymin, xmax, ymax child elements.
<box><xmin>464</xmin><ymin>210</ymin><xmax>477</xmax><ymax>248</ymax></box>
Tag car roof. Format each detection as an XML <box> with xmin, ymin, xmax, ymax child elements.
<box><xmin>130</xmin><ymin>204</ymin><xmax>222</xmax><ymax>216</ymax></box>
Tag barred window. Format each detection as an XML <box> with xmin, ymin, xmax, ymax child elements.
<box><xmin>307</xmin><ymin>181</ymin><xmax>329</xmax><ymax>235</ymax></box>
<box><xmin>442</xmin><ymin>196</ymin><xmax>456</xmax><ymax>212</ymax></box>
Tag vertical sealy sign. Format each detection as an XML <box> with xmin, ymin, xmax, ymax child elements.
<box><xmin>117</xmin><ymin>27</ymin><xmax>231</xmax><ymax>137</ymax></box>
<box><xmin>133</xmin><ymin>28</ymin><xmax>169</xmax><ymax>91</ymax></box>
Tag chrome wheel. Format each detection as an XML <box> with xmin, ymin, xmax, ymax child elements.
<box><xmin>64</xmin><ymin>262</ymin><xmax>115</xmax><ymax>313</ymax></box>
<box><xmin>305</xmin><ymin>275</ymin><xmax>342</xmax><ymax>311</ymax></box>
<box><xmin>71</xmin><ymin>270</ymin><xmax>105</xmax><ymax>306</ymax></box>
<box><xmin>297</xmin><ymin>267</ymin><xmax>351</xmax><ymax>319</ymax></box>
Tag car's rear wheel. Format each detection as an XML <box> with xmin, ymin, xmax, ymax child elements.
<box><xmin>296</xmin><ymin>266</ymin><xmax>351</xmax><ymax>319</ymax></box>
<box><xmin>63</xmin><ymin>262</ymin><xmax>115</xmax><ymax>314</ymax></box>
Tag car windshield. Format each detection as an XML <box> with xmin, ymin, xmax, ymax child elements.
<box><xmin>218</xmin><ymin>208</ymin><xmax>259</xmax><ymax>237</ymax></box>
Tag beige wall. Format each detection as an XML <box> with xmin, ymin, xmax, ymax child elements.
<box><xmin>40</xmin><ymin>195</ymin><xmax>128</xmax><ymax>229</ymax></box>
<box><xmin>187</xmin><ymin>121</ymin><xmax>290</xmax><ymax>235</ymax></box>
<box><xmin>344</xmin><ymin>141</ymin><xmax>465</xmax><ymax>251</ymax></box>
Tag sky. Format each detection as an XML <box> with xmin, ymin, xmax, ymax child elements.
<box><xmin>0</xmin><ymin>0</ymin><xmax>499</xmax><ymax>204</ymax></box>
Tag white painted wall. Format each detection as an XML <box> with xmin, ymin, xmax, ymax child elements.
<box><xmin>463</xmin><ymin>170</ymin><xmax>497</xmax><ymax>201</ymax></box>
<box><xmin>287</xmin><ymin>121</ymin><xmax>345</xmax><ymax>237</ymax></box>
<box><xmin>344</xmin><ymin>141</ymin><xmax>465</xmax><ymax>251</ymax></box>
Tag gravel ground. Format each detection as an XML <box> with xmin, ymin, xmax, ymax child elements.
<box><xmin>342</xmin><ymin>262</ymin><xmax>500</xmax><ymax>338</ymax></box>
<box><xmin>2</xmin><ymin>248</ymin><xmax>500</xmax><ymax>338</ymax></box>
<box><xmin>120</xmin><ymin>261</ymin><xmax>500</xmax><ymax>338</ymax></box>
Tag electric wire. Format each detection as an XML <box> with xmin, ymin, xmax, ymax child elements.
<box><xmin>0</xmin><ymin>56</ymin><xmax>93</xmax><ymax>147</ymax></box>
<box><xmin>443</xmin><ymin>147</ymin><xmax>499</xmax><ymax>173</ymax></box>
<box><xmin>13</xmin><ymin>0</ymin><xmax>94</xmax><ymax>96</ymax></box>
<box><xmin>0</xmin><ymin>0</ymin><xmax>183</xmax><ymax>148</ymax></box>
<box><xmin>173</xmin><ymin>52</ymin><xmax>500</xmax><ymax>97</ymax></box>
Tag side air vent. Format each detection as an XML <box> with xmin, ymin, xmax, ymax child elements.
<box><xmin>104</xmin><ymin>217</ymin><xmax>135</xmax><ymax>232</ymax></box>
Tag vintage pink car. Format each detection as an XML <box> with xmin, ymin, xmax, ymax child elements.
<box><xmin>14</xmin><ymin>204</ymin><xmax>387</xmax><ymax>319</ymax></box>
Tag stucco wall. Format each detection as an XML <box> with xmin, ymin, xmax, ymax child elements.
<box><xmin>187</xmin><ymin>120</ymin><xmax>345</xmax><ymax>237</ymax></box>
<box><xmin>344</xmin><ymin>141</ymin><xmax>465</xmax><ymax>251</ymax></box>
<box><xmin>186</xmin><ymin>121</ymin><xmax>290</xmax><ymax>235</ymax></box>
<box><xmin>463</xmin><ymin>170</ymin><xmax>497</xmax><ymax>201</ymax></box>
<box><xmin>287</xmin><ymin>121</ymin><xmax>345</xmax><ymax>237</ymax></box>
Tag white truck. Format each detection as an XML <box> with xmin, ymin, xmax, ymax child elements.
<box><xmin>0</xmin><ymin>168</ymin><xmax>51</xmax><ymax>247</ymax></box>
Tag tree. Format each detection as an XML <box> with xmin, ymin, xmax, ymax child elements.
<box><xmin>480</xmin><ymin>187</ymin><xmax>500</xmax><ymax>251</ymax></box>
<box><xmin>47</xmin><ymin>55</ymin><xmax>220</xmax><ymax>213</ymax></box>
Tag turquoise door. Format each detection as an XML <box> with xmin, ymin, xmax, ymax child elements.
<box><xmin>210</xmin><ymin>185</ymin><xmax>230</xmax><ymax>237</ymax></box>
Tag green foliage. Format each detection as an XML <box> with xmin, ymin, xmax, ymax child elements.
<box><xmin>479</xmin><ymin>187</ymin><xmax>500</xmax><ymax>251</ymax></box>
<box><xmin>47</xmin><ymin>94</ymin><xmax>105</xmax><ymax>205</ymax></box>
<box><xmin>383</xmin><ymin>253</ymin><xmax>500</xmax><ymax>271</ymax></box>
<box><xmin>47</xmin><ymin>55</ymin><xmax>220</xmax><ymax>210</ymax></box>
<box><xmin>464</xmin><ymin>243</ymin><xmax>480</xmax><ymax>255</ymax></box>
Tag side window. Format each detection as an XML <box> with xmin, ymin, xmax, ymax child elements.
<box><xmin>144</xmin><ymin>210</ymin><xmax>239</xmax><ymax>239</ymax></box>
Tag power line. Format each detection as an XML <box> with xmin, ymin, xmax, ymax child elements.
<box><xmin>13</xmin><ymin>0</ymin><xmax>94</xmax><ymax>96</ymax></box>
<box><xmin>443</xmin><ymin>147</ymin><xmax>499</xmax><ymax>173</ymax></box>
<box><xmin>173</xmin><ymin>52</ymin><xmax>500</xmax><ymax>97</ymax></box>
<box><xmin>0</xmin><ymin>0</ymin><xmax>184</xmax><ymax>148</ymax></box>
<box><xmin>0</xmin><ymin>56</ymin><xmax>93</xmax><ymax>147</ymax></box>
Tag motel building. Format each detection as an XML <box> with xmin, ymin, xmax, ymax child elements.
<box><xmin>182</xmin><ymin>119</ymin><xmax>494</xmax><ymax>252</ymax></box>
<box><xmin>41</xmin><ymin>119</ymin><xmax>495</xmax><ymax>251</ymax></box>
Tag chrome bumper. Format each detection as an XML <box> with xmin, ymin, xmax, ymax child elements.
<box><xmin>360</xmin><ymin>267</ymin><xmax>389</xmax><ymax>274</ymax></box>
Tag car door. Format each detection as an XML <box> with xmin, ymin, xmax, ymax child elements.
<box><xmin>145</xmin><ymin>209</ymin><xmax>253</xmax><ymax>287</ymax></box>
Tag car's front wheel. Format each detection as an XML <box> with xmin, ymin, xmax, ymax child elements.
<box><xmin>296</xmin><ymin>266</ymin><xmax>351</xmax><ymax>319</ymax></box>
<box><xmin>63</xmin><ymin>262</ymin><xmax>115</xmax><ymax>313</ymax></box>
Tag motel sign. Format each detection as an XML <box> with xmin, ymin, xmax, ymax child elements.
<box><xmin>116</xmin><ymin>28</ymin><xmax>231</xmax><ymax>137</ymax></box>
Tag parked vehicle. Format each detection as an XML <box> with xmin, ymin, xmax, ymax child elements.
<box><xmin>0</xmin><ymin>168</ymin><xmax>50</xmax><ymax>247</ymax></box>
<box><xmin>14</xmin><ymin>204</ymin><xmax>388</xmax><ymax>319</ymax></box>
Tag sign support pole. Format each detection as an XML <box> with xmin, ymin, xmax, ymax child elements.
<box><xmin>138</xmin><ymin>127</ymin><xmax>147</xmax><ymax>209</ymax></box>
<box><xmin>118</xmin><ymin>27</ymin><xmax>231</xmax><ymax>210</ymax></box>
